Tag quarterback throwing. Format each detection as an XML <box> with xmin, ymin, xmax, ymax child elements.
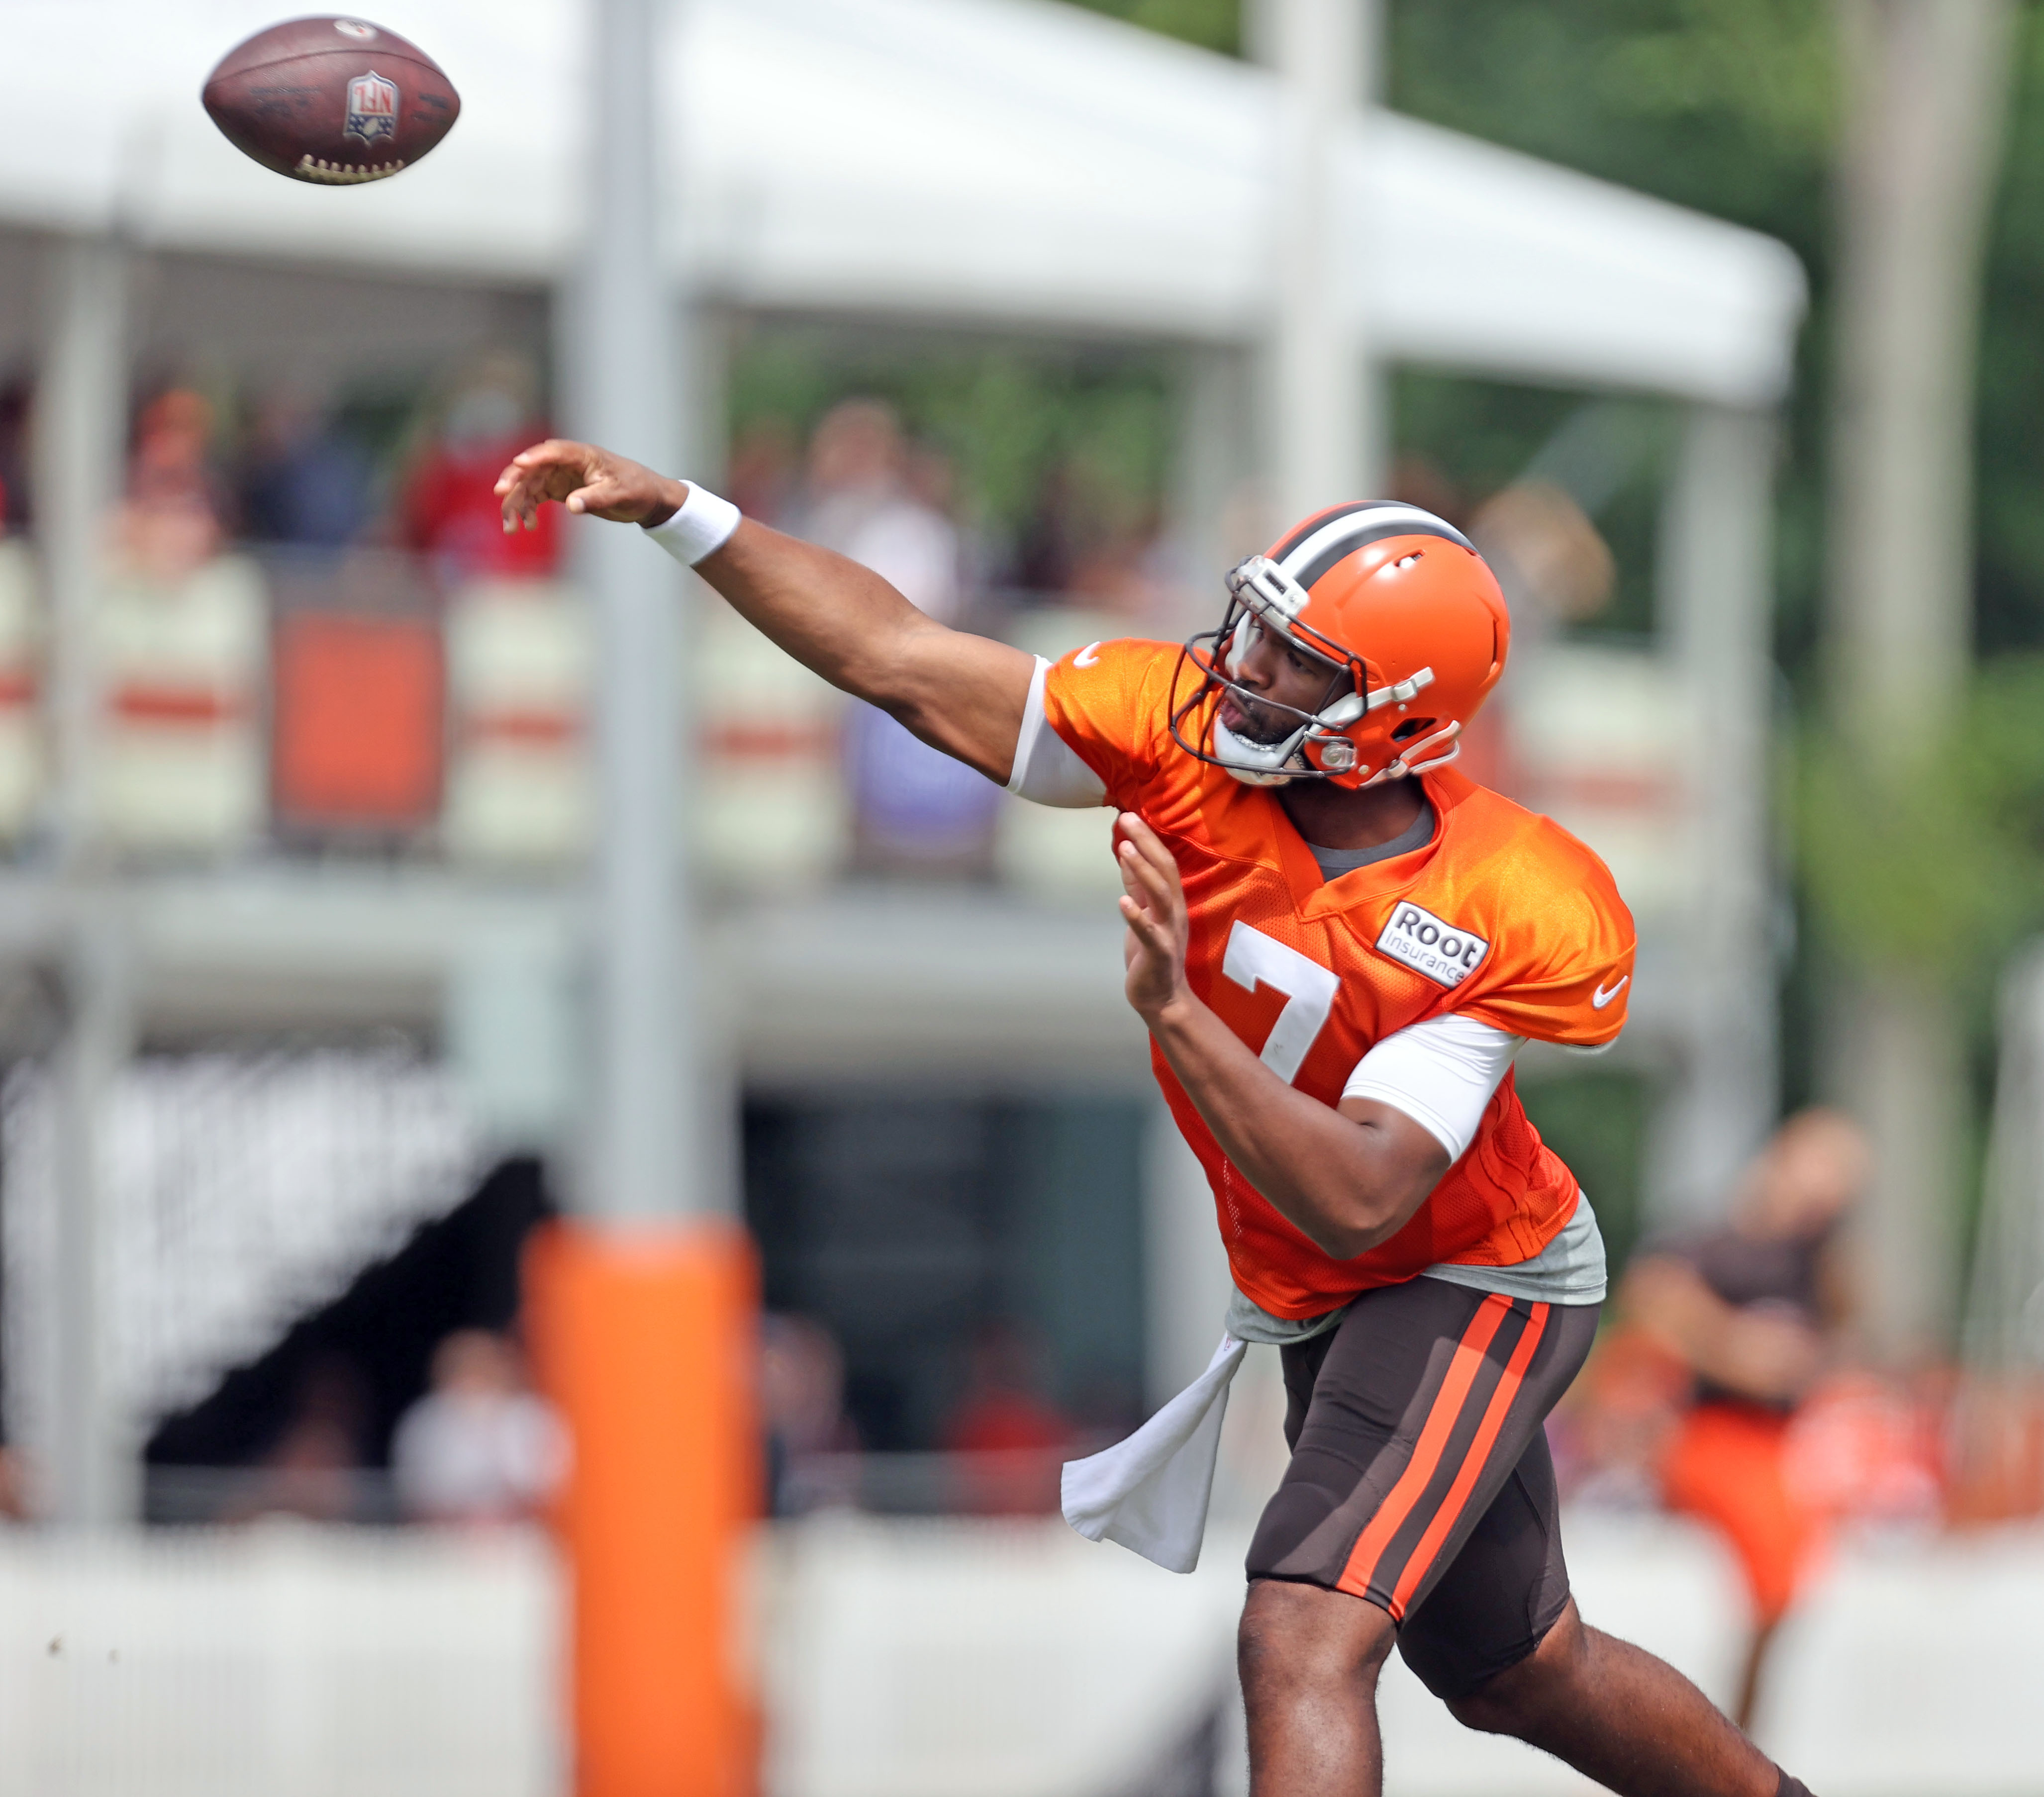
<box><xmin>496</xmin><ymin>441</ymin><xmax>1817</xmax><ymax>1797</ymax></box>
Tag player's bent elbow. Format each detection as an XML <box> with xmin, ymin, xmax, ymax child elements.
<box><xmin>1303</xmin><ymin>1203</ymin><xmax>1398</xmax><ymax>1263</ymax></box>
<box><xmin>1304</xmin><ymin>1170</ymin><xmax>1436</xmax><ymax>1261</ymax></box>
<box><xmin>1310</xmin><ymin>1223</ymin><xmax>1382</xmax><ymax>1262</ymax></box>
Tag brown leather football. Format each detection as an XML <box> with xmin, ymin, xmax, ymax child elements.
<box><xmin>201</xmin><ymin>16</ymin><xmax>460</xmax><ymax>185</ymax></box>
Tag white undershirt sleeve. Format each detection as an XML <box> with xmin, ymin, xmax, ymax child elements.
<box><xmin>1007</xmin><ymin>655</ymin><xmax>1109</xmax><ymax>807</ymax></box>
<box><xmin>1342</xmin><ymin>1014</ymin><xmax>1526</xmax><ymax>1163</ymax></box>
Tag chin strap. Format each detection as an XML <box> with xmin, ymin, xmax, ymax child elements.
<box><xmin>1357</xmin><ymin>720</ymin><xmax>1462</xmax><ymax>787</ymax></box>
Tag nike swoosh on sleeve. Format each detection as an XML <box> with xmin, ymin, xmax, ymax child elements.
<box><xmin>1073</xmin><ymin>641</ymin><xmax>1102</xmax><ymax>667</ymax></box>
<box><xmin>1591</xmin><ymin>976</ymin><xmax>1629</xmax><ymax>1010</ymax></box>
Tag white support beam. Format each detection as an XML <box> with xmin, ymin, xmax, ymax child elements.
<box><xmin>35</xmin><ymin>235</ymin><xmax>126</xmax><ymax>862</ymax></box>
<box><xmin>46</xmin><ymin>909</ymin><xmax>137</xmax><ymax>1525</ymax></box>
<box><xmin>1249</xmin><ymin>0</ymin><xmax>1382</xmax><ymax>524</ymax></box>
<box><xmin>1165</xmin><ymin>344</ymin><xmax>1255</xmax><ymax>633</ymax></box>
<box><xmin>1648</xmin><ymin>405</ymin><xmax>1780</xmax><ymax>1224</ymax></box>
<box><xmin>562</xmin><ymin>0</ymin><xmax>713</xmax><ymax>1222</ymax></box>
<box><xmin>31</xmin><ymin>235</ymin><xmax>134</xmax><ymax>1526</ymax></box>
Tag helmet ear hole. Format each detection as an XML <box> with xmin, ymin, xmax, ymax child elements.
<box><xmin>1390</xmin><ymin>716</ymin><xmax>1438</xmax><ymax>742</ymax></box>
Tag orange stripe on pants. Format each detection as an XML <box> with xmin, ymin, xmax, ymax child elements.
<box><xmin>1337</xmin><ymin>1292</ymin><xmax>1511</xmax><ymax>1610</ymax></box>
<box><xmin>1389</xmin><ymin>1302</ymin><xmax>1550</xmax><ymax>1617</ymax></box>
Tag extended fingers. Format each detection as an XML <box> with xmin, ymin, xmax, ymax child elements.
<box><xmin>1117</xmin><ymin>840</ymin><xmax>1176</xmax><ymax>918</ymax></box>
<box><xmin>1118</xmin><ymin>891</ymin><xmax>1171</xmax><ymax>952</ymax></box>
<box><xmin>565</xmin><ymin>477</ymin><xmax>632</xmax><ymax>516</ymax></box>
<box><xmin>1116</xmin><ymin>816</ymin><xmax>1183</xmax><ymax>910</ymax></box>
<box><xmin>495</xmin><ymin>442</ymin><xmax>603</xmax><ymax>530</ymax></box>
<box><xmin>1115</xmin><ymin>813</ymin><xmax>1182</xmax><ymax>889</ymax></box>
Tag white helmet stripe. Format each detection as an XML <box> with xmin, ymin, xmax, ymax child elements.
<box><xmin>1277</xmin><ymin>504</ymin><xmax>1473</xmax><ymax>593</ymax></box>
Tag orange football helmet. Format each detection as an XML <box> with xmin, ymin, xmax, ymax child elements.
<box><xmin>1171</xmin><ymin>501</ymin><xmax>1511</xmax><ymax>788</ymax></box>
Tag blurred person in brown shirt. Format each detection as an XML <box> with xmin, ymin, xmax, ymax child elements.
<box><xmin>1621</xmin><ymin>1109</ymin><xmax>1868</xmax><ymax>1729</ymax></box>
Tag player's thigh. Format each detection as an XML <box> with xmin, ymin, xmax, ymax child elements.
<box><xmin>1396</xmin><ymin>1422</ymin><xmax>1574</xmax><ymax>1700</ymax></box>
<box><xmin>1248</xmin><ymin>1279</ymin><xmax>1595</xmax><ymax>1624</ymax></box>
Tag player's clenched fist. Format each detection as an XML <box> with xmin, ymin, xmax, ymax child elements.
<box><xmin>494</xmin><ymin>439</ymin><xmax>686</xmax><ymax>532</ymax></box>
<box><xmin>1116</xmin><ymin>813</ymin><xmax>1191</xmax><ymax>1024</ymax></box>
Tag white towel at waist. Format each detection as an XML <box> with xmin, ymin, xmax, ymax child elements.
<box><xmin>1059</xmin><ymin>1332</ymin><xmax>1247</xmax><ymax>1574</ymax></box>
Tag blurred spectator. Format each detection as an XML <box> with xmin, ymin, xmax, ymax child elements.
<box><xmin>724</xmin><ymin>417</ymin><xmax>801</xmax><ymax>526</ymax></box>
<box><xmin>941</xmin><ymin>1320</ymin><xmax>1071</xmax><ymax>1515</ymax></box>
<box><xmin>0</xmin><ymin>1444</ymin><xmax>29</xmax><ymax>1520</ymax></box>
<box><xmin>0</xmin><ymin>376</ymin><xmax>30</xmax><ymax>535</ymax></box>
<box><xmin>760</xmin><ymin>1313</ymin><xmax>860</xmax><ymax>1516</ymax></box>
<box><xmin>238</xmin><ymin>387</ymin><xmax>374</xmax><ymax>548</ymax></box>
<box><xmin>113</xmin><ymin>388</ymin><xmax>228</xmax><ymax>584</ymax></box>
<box><xmin>787</xmin><ymin>398</ymin><xmax>998</xmax><ymax>872</ymax></box>
<box><xmin>401</xmin><ymin>354</ymin><xmax>559</xmax><ymax>583</ymax></box>
<box><xmin>1947</xmin><ymin>1366</ymin><xmax>2044</xmax><ymax>1523</ymax></box>
<box><xmin>790</xmin><ymin>399</ymin><xmax>962</xmax><ymax>621</ymax></box>
<box><xmin>229</xmin><ymin>1352</ymin><xmax>373</xmax><ymax>1523</ymax></box>
<box><xmin>1469</xmin><ymin>478</ymin><xmax>1615</xmax><ymax>634</ymax></box>
<box><xmin>1014</xmin><ymin>459</ymin><xmax>1082</xmax><ymax>596</ymax></box>
<box><xmin>1621</xmin><ymin>1108</ymin><xmax>1869</xmax><ymax>1729</ymax></box>
<box><xmin>391</xmin><ymin>1329</ymin><xmax>567</xmax><ymax>1525</ymax></box>
<box><xmin>1387</xmin><ymin>453</ymin><xmax>1468</xmax><ymax>532</ymax></box>
<box><xmin>1547</xmin><ymin>1324</ymin><xmax>1688</xmax><ymax>1512</ymax></box>
<box><xmin>1015</xmin><ymin>458</ymin><xmax>1175</xmax><ymax>626</ymax></box>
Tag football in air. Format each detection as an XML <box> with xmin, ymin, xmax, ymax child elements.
<box><xmin>202</xmin><ymin>16</ymin><xmax>460</xmax><ymax>185</ymax></box>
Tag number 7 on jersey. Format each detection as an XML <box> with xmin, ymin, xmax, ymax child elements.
<box><xmin>1221</xmin><ymin>922</ymin><xmax>1339</xmax><ymax>1086</ymax></box>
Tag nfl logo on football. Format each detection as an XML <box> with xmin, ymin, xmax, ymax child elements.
<box><xmin>345</xmin><ymin>71</ymin><xmax>398</xmax><ymax>146</ymax></box>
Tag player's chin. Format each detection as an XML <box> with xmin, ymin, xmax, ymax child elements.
<box><xmin>1220</xmin><ymin>695</ymin><xmax>1289</xmax><ymax>745</ymax></box>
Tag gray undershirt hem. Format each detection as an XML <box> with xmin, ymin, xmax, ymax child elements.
<box><xmin>1224</xmin><ymin>1190</ymin><xmax>1609</xmax><ymax>1346</ymax></box>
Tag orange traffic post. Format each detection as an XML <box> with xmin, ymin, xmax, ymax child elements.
<box><xmin>526</xmin><ymin>1219</ymin><xmax>761</xmax><ymax>1797</ymax></box>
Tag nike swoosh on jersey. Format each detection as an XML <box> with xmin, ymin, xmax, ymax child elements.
<box><xmin>1074</xmin><ymin>641</ymin><xmax>1103</xmax><ymax>667</ymax></box>
<box><xmin>1592</xmin><ymin>975</ymin><xmax>1629</xmax><ymax>1009</ymax></box>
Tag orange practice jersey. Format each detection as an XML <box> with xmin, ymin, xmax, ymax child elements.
<box><xmin>1042</xmin><ymin>638</ymin><xmax>1637</xmax><ymax>1320</ymax></box>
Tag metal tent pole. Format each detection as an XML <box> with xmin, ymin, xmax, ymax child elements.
<box><xmin>530</xmin><ymin>3</ymin><xmax>756</xmax><ymax>1792</ymax></box>
<box><xmin>574</xmin><ymin>0</ymin><xmax>692</xmax><ymax>1231</ymax></box>
<box><xmin>1249</xmin><ymin>0</ymin><xmax>1382</xmax><ymax>523</ymax></box>
<box><xmin>35</xmin><ymin>234</ymin><xmax>134</xmax><ymax>1527</ymax></box>
<box><xmin>1648</xmin><ymin>405</ymin><xmax>1780</xmax><ymax>1225</ymax></box>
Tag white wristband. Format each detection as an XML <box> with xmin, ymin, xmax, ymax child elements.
<box><xmin>643</xmin><ymin>482</ymin><xmax>741</xmax><ymax>567</ymax></box>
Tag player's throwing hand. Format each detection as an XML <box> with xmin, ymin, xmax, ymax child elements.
<box><xmin>494</xmin><ymin>439</ymin><xmax>684</xmax><ymax>532</ymax></box>
<box><xmin>1116</xmin><ymin>813</ymin><xmax>1190</xmax><ymax>1023</ymax></box>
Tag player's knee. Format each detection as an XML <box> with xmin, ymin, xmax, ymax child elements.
<box><xmin>1239</xmin><ymin>1578</ymin><xmax>1393</xmax><ymax>1711</ymax></box>
<box><xmin>1444</xmin><ymin>1659</ymin><xmax>1559</xmax><ymax>1737</ymax></box>
<box><xmin>1443</xmin><ymin>1682</ymin><xmax>1516</xmax><ymax>1735</ymax></box>
<box><xmin>1443</xmin><ymin>1607</ymin><xmax>1586</xmax><ymax>1738</ymax></box>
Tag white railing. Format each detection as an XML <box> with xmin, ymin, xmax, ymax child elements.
<box><xmin>1</xmin><ymin>1513</ymin><xmax>2041</xmax><ymax>1797</ymax></box>
<box><xmin>0</xmin><ymin>1522</ymin><xmax>562</xmax><ymax>1797</ymax></box>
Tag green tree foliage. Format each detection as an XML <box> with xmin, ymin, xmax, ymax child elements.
<box><xmin>1389</xmin><ymin>0</ymin><xmax>1834</xmax><ymax>233</ymax></box>
<box><xmin>1978</xmin><ymin>20</ymin><xmax>2044</xmax><ymax>656</ymax></box>
<box><xmin>1062</xmin><ymin>0</ymin><xmax>1239</xmax><ymax>55</ymax></box>
<box><xmin>1065</xmin><ymin>0</ymin><xmax>2044</xmax><ymax>990</ymax></box>
<box><xmin>727</xmin><ymin>328</ymin><xmax>1174</xmax><ymax>557</ymax></box>
<box><xmin>1797</xmin><ymin>658</ymin><xmax>2044</xmax><ymax>993</ymax></box>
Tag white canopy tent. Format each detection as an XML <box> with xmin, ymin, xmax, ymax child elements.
<box><xmin>3</xmin><ymin>0</ymin><xmax>1802</xmax><ymax>402</ymax></box>
<box><xmin>0</xmin><ymin>0</ymin><xmax>1804</xmax><ymax>1523</ymax></box>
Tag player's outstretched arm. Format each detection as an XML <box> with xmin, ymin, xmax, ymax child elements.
<box><xmin>1115</xmin><ymin>816</ymin><xmax>1449</xmax><ymax>1258</ymax></box>
<box><xmin>495</xmin><ymin>439</ymin><xmax>1035</xmax><ymax>783</ymax></box>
